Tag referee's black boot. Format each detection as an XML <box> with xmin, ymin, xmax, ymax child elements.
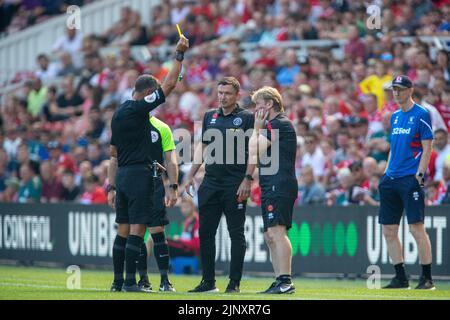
<box><xmin>188</xmin><ymin>279</ymin><xmax>219</xmax><ymax>293</ymax></box>
<box><xmin>383</xmin><ymin>277</ymin><xmax>410</xmax><ymax>289</ymax></box>
<box><xmin>225</xmin><ymin>280</ymin><xmax>240</xmax><ymax>293</ymax></box>
<box><xmin>415</xmin><ymin>276</ymin><xmax>436</xmax><ymax>290</ymax></box>
<box><xmin>138</xmin><ymin>277</ymin><xmax>152</xmax><ymax>291</ymax></box>
<box><xmin>110</xmin><ymin>282</ymin><xmax>123</xmax><ymax>292</ymax></box>
<box><xmin>122</xmin><ymin>283</ymin><xmax>152</xmax><ymax>293</ymax></box>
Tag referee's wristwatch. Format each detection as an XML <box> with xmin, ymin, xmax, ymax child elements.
<box><xmin>169</xmin><ymin>184</ymin><xmax>179</xmax><ymax>191</ymax></box>
<box><xmin>106</xmin><ymin>184</ymin><xmax>116</xmax><ymax>193</ymax></box>
<box><xmin>174</xmin><ymin>51</ymin><xmax>184</xmax><ymax>62</ymax></box>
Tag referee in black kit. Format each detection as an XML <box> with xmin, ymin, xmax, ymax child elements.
<box><xmin>184</xmin><ymin>77</ymin><xmax>255</xmax><ymax>293</ymax></box>
<box><xmin>107</xmin><ymin>35</ymin><xmax>189</xmax><ymax>293</ymax></box>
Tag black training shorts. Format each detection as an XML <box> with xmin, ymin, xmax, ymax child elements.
<box><xmin>261</xmin><ymin>195</ymin><xmax>296</xmax><ymax>232</ymax></box>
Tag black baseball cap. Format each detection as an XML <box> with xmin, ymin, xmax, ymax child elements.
<box><xmin>389</xmin><ymin>75</ymin><xmax>413</xmax><ymax>89</ymax></box>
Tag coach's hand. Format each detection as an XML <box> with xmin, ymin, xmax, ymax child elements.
<box><xmin>237</xmin><ymin>178</ymin><xmax>251</xmax><ymax>203</ymax></box>
<box><xmin>175</xmin><ymin>35</ymin><xmax>190</xmax><ymax>53</ymax></box>
<box><xmin>107</xmin><ymin>190</ymin><xmax>116</xmax><ymax>210</ymax></box>
<box><xmin>183</xmin><ymin>178</ymin><xmax>196</xmax><ymax>198</ymax></box>
<box><xmin>254</xmin><ymin>108</ymin><xmax>269</xmax><ymax>130</ymax></box>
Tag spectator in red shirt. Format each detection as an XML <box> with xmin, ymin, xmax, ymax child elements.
<box><xmin>79</xmin><ymin>174</ymin><xmax>107</xmax><ymax>205</ymax></box>
<box><xmin>250</xmin><ymin>178</ymin><xmax>262</xmax><ymax>207</ymax></box>
<box><xmin>425</xmin><ymin>180</ymin><xmax>444</xmax><ymax>206</ymax></box>
<box><xmin>40</xmin><ymin>160</ymin><xmax>64</xmax><ymax>203</ymax></box>
<box><xmin>167</xmin><ymin>197</ymin><xmax>200</xmax><ymax>257</ymax></box>
<box><xmin>437</xmin><ymin>90</ymin><xmax>450</xmax><ymax>130</ymax></box>
<box><xmin>344</xmin><ymin>25</ymin><xmax>365</xmax><ymax>62</ymax></box>
<box><xmin>191</xmin><ymin>0</ymin><xmax>214</xmax><ymax>20</ymax></box>
<box><xmin>362</xmin><ymin>93</ymin><xmax>384</xmax><ymax>136</ymax></box>
<box><xmin>349</xmin><ymin>160</ymin><xmax>370</xmax><ymax>191</ymax></box>
<box><xmin>146</xmin><ymin>57</ymin><xmax>168</xmax><ymax>82</ymax></box>
<box><xmin>47</xmin><ymin>141</ymin><xmax>76</xmax><ymax>176</ymax></box>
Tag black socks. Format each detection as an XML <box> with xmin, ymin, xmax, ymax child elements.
<box><xmin>124</xmin><ymin>235</ymin><xmax>143</xmax><ymax>286</ymax></box>
<box><xmin>394</xmin><ymin>263</ymin><xmax>432</xmax><ymax>281</ymax></box>
<box><xmin>137</xmin><ymin>242</ymin><xmax>148</xmax><ymax>281</ymax></box>
<box><xmin>421</xmin><ymin>264</ymin><xmax>432</xmax><ymax>280</ymax></box>
<box><xmin>277</xmin><ymin>274</ymin><xmax>292</xmax><ymax>284</ymax></box>
<box><xmin>112</xmin><ymin>235</ymin><xmax>127</xmax><ymax>285</ymax></box>
<box><xmin>152</xmin><ymin>232</ymin><xmax>169</xmax><ymax>281</ymax></box>
<box><xmin>394</xmin><ymin>263</ymin><xmax>407</xmax><ymax>280</ymax></box>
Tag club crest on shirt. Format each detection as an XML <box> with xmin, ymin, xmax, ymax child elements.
<box><xmin>151</xmin><ymin>131</ymin><xmax>159</xmax><ymax>143</ymax></box>
<box><xmin>408</xmin><ymin>116</ymin><xmax>414</xmax><ymax>125</ymax></box>
<box><xmin>210</xmin><ymin>113</ymin><xmax>218</xmax><ymax>125</ymax></box>
<box><xmin>233</xmin><ymin>117</ymin><xmax>243</xmax><ymax>126</ymax></box>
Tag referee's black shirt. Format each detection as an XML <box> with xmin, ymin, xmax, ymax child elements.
<box><xmin>201</xmin><ymin>105</ymin><xmax>254</xmax><ymax>188</ymax></box>
<box><xmin>259</xmin><ymin>113</ymin><xmax>298</xmax><ymax>198</ymax></box>
<box><xmin>110</xmin><ymin>88</ymin><xmax>166</xmax><ymax>167</ymax></box>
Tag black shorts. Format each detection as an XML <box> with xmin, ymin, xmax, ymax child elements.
<box><xmin>115</xmin><ymin>165</ymin><xmax>154</xmax><ymax>225</ymax></box>
<box><xmin>147</xmin><ymin>177</ymin><xmax>169</xmax><ymax>228</ymax></box>
<box><xmin>261</xmin><ymin>195</ymin><xmax>296</xmax><ymax>232</ymax></box>
<box><xmin>378</xmin><ymin>174</ymin><xmax>425</xmax><ymax>225</ymax></box>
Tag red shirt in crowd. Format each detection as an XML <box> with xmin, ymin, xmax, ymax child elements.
<box><xmin>428</xmin><ymin>150</ymin><xmax>438</xmax><ymax>180</ymax></box>
<box><xmin>436</xmin><ymin>102</ymin><xmax>450</xmax><ymax>130</ymax></box>
<box><xmin>192</xmin><ymin>3</ymin><xmax>214</xmax><ymax>20</ymax></box>
<box><xmin>79</xmin><ymin>186</ymin><xmax>107</xmax><ymax>205</ymax></box>
<box><xmin>41</xmin><ymin>178</ymin><xmax>64</xmax><ymax>203</ymax></box>
<box><xmin>181</xmin><ymin>215</ymin><xmax>200</xmax><ymax>254</ymax></box>
<box><xmin>344</xmin><ymin>39</ymin><xmax>366</xmax><ymax>61</ymax></box>
<box><xmin>168</xmin><ymin>215</ymin><xmax>200</xmax><ymax>255</ymax></box>
<box><xmin>58</xmin><ymin>154</ymin><xmax>77</xmax><ymax>174</ymax></box>
<box><xmin>250</xmin><ymin>184</ymin><xmax>261</xmax><ymax>207</ymax></box>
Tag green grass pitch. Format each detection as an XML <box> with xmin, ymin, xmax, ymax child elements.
<box><xmin>0</xmin><ymin>266</ymin><xmax>449</xmax><ymax>300</ymax></box>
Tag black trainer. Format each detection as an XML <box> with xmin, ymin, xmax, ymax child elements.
<box><xmin>260</xmin><ymin>280</ymin><xmax>295</xmax><ymax>294</ymax></box>
<box><xmin>383</xmin><ymin>277</ymin><xmax>410</xmax><ymax>289</ymax></box>
<box><xmin>110</xmin><ymin>282</ymin><xmax>123</xmax><ymax>292</ymax></box>
<box><xmin>188</xmin><ymin>280</ymin><xmax>219</xmax><ymax>293</ymax></box>
<box><xmin>259</xmin><ymin>281</ymin><xmax>277</xmax><ymax>294</ymax></box>
<box><xmin>415</xmin><ymin>276</ymin><xmax>436</xmax><ymax>290</ymax></box>
<box><xmin>159</xmin><ymin>279</ymin><xmax>176</xmax><ymax>292</ymax></box>
<box><xmin>122</xmin><ymin>283</ymin><xmax>152</xmax><ymax>293</ymax></box>
<box><xmin>225</xmin><ymin>280</ymin><xmax>240</xmax><ymax>293</ymax></box>
<box><xmin>138</xmin><ymin>277</ymin><xmax>152</xmax><ymax>291</ymax></box>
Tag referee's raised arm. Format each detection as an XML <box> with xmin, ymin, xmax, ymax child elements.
<box><xmin>160</xmin><ymin>35</ymin><xmax>189</xmax><ymax>97</ymax></box>
<box><xmin>133</xmin><ymin>36</ymin><xmax>189</xmax><ymax>114</ymax></box>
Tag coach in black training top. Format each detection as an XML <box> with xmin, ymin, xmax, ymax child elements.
<box><xmin>107</xmin><ymin>35</ymin><xmax>189</xmax><ymax>293</ymax></box>
<box><xmin>184</xmin><ymin>77</ymin><xmax>255</xmax><ymax>293</ymax></box>
<box><xmin>250</xmin><ymin>86</ymin><xmax>298</xmax><ymax>294</ymax></box>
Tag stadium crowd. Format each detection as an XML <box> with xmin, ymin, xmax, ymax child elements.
<box><xmin>0</xmin><ymin>0</ymin><xmax>93</xmax><ymax>37</ymax></box>
<box><xmin>1</xmin><ymin>0</ymin><xmax>450</xmax><ymax>207</ymax></box>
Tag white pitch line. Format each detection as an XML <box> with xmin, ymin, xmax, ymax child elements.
<box><xmin>0</xmin><ymin>282</ymin><xmax>447</xmax><ymax>300</ymax></box>
<box><xmin>0</xmin><ymin>282</ymin><xmax>104</xmax><ymax>291</ymax></box>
